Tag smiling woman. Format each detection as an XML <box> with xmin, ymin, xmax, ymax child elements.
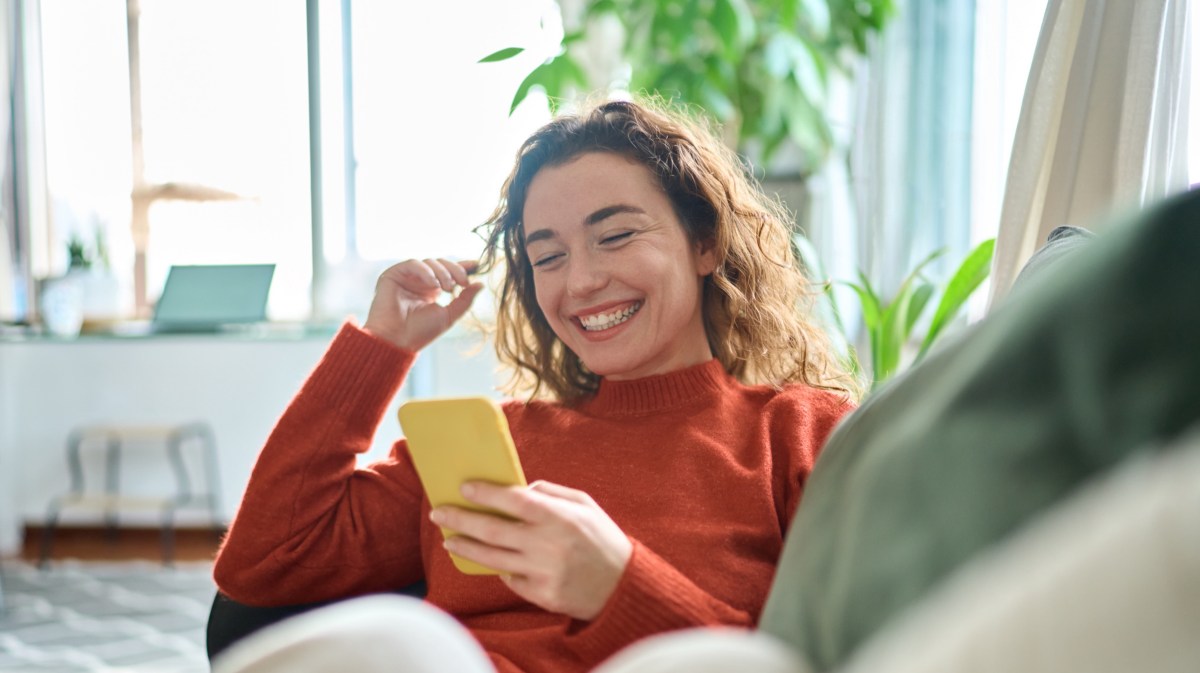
<box><xmin>211</xmin><ymin>99</ymin><xmax>858</xmax><ymax>673</ymax></box>
<box><xmin>522</xmin><ymin>152</ymin><xmax>717</xmax><ymax>382</ymax></box>
<box><xmin>481</xmin><ymin>101</ymin><xmax>858</xmax><ymax>402</ymax></box>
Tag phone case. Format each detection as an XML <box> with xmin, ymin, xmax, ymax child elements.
<box><xmin>398</xmin><ymin>396</ymin><xmax>527</xmax><ymax>575</ymax></box>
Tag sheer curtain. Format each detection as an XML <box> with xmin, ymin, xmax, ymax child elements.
<box><xmin>849</xmin><ymin>0</ymin><xmax>976</xmax><ymax>297</ymax></box>
<box><xmin>988</xmin><ymin>0</ymin><xmax>1192</xmax><ymax>307</ymax></box>
<box><xmin>1</xmin><ymin>0</ymin><xmax>15</xmax><ymax>321</ymax></box>
<box><xmin>802</xmin><ymin>0</ymin><xmax>975</xmax><ymax>348</ymax></box>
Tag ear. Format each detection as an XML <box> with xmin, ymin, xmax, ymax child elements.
<box><xmin>693</xmin><ymin>238</ymin><xmax>718</xmax><ymax>277</ymax></box>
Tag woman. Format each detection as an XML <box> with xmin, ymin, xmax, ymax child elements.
<box><xmin>213</xmin><ymin>99</ymin><xmax>856</xmax><ymax>673</ymax></box>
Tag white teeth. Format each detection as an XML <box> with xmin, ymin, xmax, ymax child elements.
<box><xmin>579</xmin><ymin>302</ymin><xmax>641</xmax><ymax>332</ymax></box>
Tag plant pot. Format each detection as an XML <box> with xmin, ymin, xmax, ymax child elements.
<box><xmin>39</xmin><ymin>275</ymin><xmax>84</xmax><ymax>337</ymax></box>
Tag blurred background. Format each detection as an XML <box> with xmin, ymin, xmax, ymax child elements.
<box><xmin>4</xmin><ymin>0</ymin><xmax>1194</xmax><ymax>330</ymax></box>
<box><xmin>0</xmin><ymin>0</ymin><xmax>1195</xmax><ymax>556</ymax></box>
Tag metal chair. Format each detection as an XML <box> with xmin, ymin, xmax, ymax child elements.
<box><xmin>38</xmin><ymin>422</ymin><xmax>222</xmax><ymax>566</ymax></box>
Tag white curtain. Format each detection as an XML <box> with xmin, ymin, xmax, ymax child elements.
<box><xmin>0</xmin><ymin>0</ymin><xmax>15</xmax><ymax>321</ymax></box>
<box><xmin>988</xmin><ymin>0</ymin><xmax>1192</xmax><ymax>307</ymax></box>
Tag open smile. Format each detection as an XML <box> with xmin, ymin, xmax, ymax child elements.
<box><xmin>576</xmin><ymin>301</ymin><xmax>643</xmax><ymax>332</ymax></box>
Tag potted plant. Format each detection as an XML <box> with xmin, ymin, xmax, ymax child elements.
<box><xmin>59</xmin><ymin>227</ymin><xmax>121</xmax><ymax>329</ymax></box>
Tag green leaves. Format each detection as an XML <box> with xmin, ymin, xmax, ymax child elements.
<box><xmin>811</xmin><ymin>237</ymin><xmax>996</xmax><ymax>392</ymax></box>
<box><xmin>917</xmin><ymin>238</ymin><xmax>996</xmax><ymax>361</ymax></box>
<box><xmin>477</xmin><ymin>47</ymin><xmax>524</xmax><ymax>63</ymax></box>
<box><xmin>845</xmin><ymin>248</ymin><xmax>942</xmax><ymax>387</ymax></box>
<box><xmin>509</xmin><ymin>52</ymin><xmax>589</xmax><ymax>114</ymax></box>
<box><xmin>713</xmin><ymin>0</ymin><xmax>757</xmax><ymax>60</ymax></box>
<box><xmin>484</xmin><ymin>0</ymin><xmax>895</xmax><ymax>174</ymax></box>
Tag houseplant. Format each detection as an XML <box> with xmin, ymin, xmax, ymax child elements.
<box><xmin>482</xmin><ymin>0</ymin><xmax>895</xmax><ymax>172</ymax></box>
<box><xmin>797</xmin><ymin>235</ymin><xmax>997</xmax><ymax>392</ymax></box>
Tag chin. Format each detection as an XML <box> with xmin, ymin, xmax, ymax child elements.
<box><xmin>574</xmin><ymin>353</ymin><xmax>640</xmax><ymax>379</ymax></box>
<box><xmin>583</xmin><ymin>356</ymin><xmax>658</xmax><ymax>381</ymax></box>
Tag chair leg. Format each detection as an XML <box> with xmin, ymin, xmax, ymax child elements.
<box><xmin>161</xmin><ymin>506</ymin><xmax>176</xmax><ymax>567</ymax></box>
<box><xmin>39</xmin><ymin>503</ymin><xmax>63</xmax><ymax>569</ymax></box>
<box><xmin>0</xmin><ymin>559</ymin><xmax>7</xmax><ymax>615</ymax></box>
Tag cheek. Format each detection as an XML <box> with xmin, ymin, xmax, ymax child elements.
<box><xmin>532</xmin><ymin>277</ymin><xmax>562</xmax><ymax>326</ymax></box>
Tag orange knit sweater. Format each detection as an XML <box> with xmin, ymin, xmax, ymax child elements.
<box><xmin>214</xmin><ymin>324</ymin><xmax>852</xmax><ymax>673</ymax></box>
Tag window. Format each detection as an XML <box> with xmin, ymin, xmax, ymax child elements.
<box><xmin>42</xmin><ymin>0</ymin><xmax>311</xmax><ymax>320</ymax></box>
<box><xmin>38</xmin><ymin>0</ymin><xmax>560</xmax><ymax>323</ymax></box>
<box><xmin>312</xmin><ymin>0</ymin><xmax>557</xmax><ymax>318</ymax></box>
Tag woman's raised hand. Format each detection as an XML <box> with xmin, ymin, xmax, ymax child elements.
<box><xmin>430</xmin><ymin>481</ymin><xmax>634</xmax><ymax>621</ymax></box>
<box><xmin>363</xmin><ymin>258</ymin><xmax>484</xmax><ymax>352</ymax></box>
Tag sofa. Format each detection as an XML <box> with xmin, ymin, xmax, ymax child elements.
<box><xmin>760</xmin><ymin>186</ymin><xmax>1200</xmax><ymax>671</ymax></box>
<box><xmin>208</xmin><ymin>188</ymin><xmax>1200</xmax><ymax>670</ymax></box>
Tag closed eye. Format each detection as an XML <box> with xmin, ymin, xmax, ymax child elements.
<box><xmin>532</xmin><ymin>253</ymin><xmax>563</xmax><ymax>268</ymax></box>
<box><xmin>601</xmin><ymin>232</ymin><xmax>634</xmax><ymax>245</ymax></box>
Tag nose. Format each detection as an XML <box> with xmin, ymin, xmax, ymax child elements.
<box><xmin>565</xmin><ymin>253</ymin><xmax>609</xmax><ymax>298</ymax></box>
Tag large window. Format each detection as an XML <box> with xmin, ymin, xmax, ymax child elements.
<box><xmin>312</xmin><ymin>0</ymin><xmax>556</xmax><ymax>318</ymax></box>
<box><xmin>41</xmin><ymin>0</ymin><xmax>311</xmax><ymax>319</ymax></box>
<box><xmin>39</xmin><ymin>0</ymin><xmax>554</xmax><ymax>323</ymax></box>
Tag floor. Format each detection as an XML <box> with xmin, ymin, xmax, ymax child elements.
<box><xmin>18</xmin><ymin>526</ymin><xmax>223</xmax><ymax>565</ymax></box>
<box><xmin>0</xmin><ymin>527</ymin><xmax>223</xmax><ymax>672</ymax></box>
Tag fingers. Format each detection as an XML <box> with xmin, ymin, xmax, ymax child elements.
<box><xmin>443</xmin><ymin>282</ymin><xmax>484</xmax><ymax>324</ymax></box>
<box><xmin>528</xmin><ymin>480</ymin><xmax>595</xmax><ymax>506</ymax></box>
<box><xmin>442</xmin><ymin>534</ymin><xmax>525</xmax><ymax>575</ymax></box>
<box><xmin>461</xmin><ymin>481</ymin><xmax>557</xmax><ymax>524</ymax></box>
<box><xmin>424</xmin><ymin>258</ymin><xmax>479</xmax><ymax>292</ymax></box>
<box><xmin>382</xmin><ymin>260</ymin><xmax>439</xmax><ymax>291</ymax></box>
<box><xmin>423</xmin><ymin>258</ymin><xmax>457</xmax><ymax>292</ymax></box>
<box><xmin>431</xmin><ymin>506</ymin><xmax>527</xmax><ymax>552</ymax></box>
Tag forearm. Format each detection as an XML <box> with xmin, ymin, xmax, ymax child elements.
<box><xmin>214</xmin><ymin>323</ymin><xmax>424</xmax><ymax>605</ymax></box>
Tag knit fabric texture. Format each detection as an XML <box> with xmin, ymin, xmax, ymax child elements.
<box><xmin>214</xmin><ymin>324</ymin><xmax>852</xmax><ymax>673</ymax></box>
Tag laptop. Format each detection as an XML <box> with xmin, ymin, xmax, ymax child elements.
<box><xmin>151</xmin><ymin>264</ymin><xmax>276</xmax><ymax>333</ymax></box>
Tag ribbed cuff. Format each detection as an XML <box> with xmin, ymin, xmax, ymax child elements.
<box><xmin>563</xmin><ymin>539</ymin><xmax>733</xmax><ymax>662</ymax></box>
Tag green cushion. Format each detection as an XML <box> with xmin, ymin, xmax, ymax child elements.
<box><xmin>759</xmin><ymin>189</ymin><xmax>1200</xmax><ymax>671</ymax></box>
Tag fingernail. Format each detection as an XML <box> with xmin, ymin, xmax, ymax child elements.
<box><xmin>429</xmin><ymin>510</ymin><xmax>444</xmax><ymax>524</ymax></box>
<box><xmin>460</xmin><ymin>483</ymin><xmax>475</xmax><ymax>498</ymax></box>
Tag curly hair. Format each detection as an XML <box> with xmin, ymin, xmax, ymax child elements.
<box><xmin>477</xmin><ymin>98</ymin><xmax>857</xmax><ymax>403</ymax></box>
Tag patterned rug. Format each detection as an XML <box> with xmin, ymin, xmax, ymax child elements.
<box><xmin>0</xmin><ymin>560</ymin><xmax>213</xmax><ymax>672</ymax></box>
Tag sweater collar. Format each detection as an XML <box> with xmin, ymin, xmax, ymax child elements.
<box><xmin>581</xmin><ymin>358</ymin><xmax>731</xmax><ymax>417</ymax></box>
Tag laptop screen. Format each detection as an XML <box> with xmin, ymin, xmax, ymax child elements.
<box><xmin>152</xmin><ymin>264</ymin><xmax>275</xmax><ymax>330</ymax></box>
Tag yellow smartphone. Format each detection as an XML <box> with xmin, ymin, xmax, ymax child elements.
<box><xmin>397</xmin><ymin>396</ymin><xmax>527</xmax><ymax>575</ymax></box>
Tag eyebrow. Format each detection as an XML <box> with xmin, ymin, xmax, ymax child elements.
<box><xmin>524</xmin><ymin>204</ymin><xmax>647</xmax><ymax>247</ymax></box>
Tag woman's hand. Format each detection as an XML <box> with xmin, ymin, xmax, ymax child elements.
<box><xmin>363</xmin><ymin>258</ymin><xmax>484</xmax><ymax>352</ymax></box>
<box><xmin>430</xmin><ymin>481</ymin><xmax>634</xmax><ymax>621</ymax></box>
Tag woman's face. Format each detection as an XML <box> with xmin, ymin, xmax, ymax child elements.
<box><xmin>522</xmin><ymin>152</ymin><xmax>716</xmax><ymax>380</ymax></box>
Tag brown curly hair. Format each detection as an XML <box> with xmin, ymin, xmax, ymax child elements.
<box><xmin>477</xmin><ymin>98</ymin><xmax>857</xmax><ymax>403</ymax></box>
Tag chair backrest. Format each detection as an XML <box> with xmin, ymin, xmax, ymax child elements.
<box><xmin>206</xmin><ymin>582</ymin><xmax>427</xmax><ymax>662</ymax></box>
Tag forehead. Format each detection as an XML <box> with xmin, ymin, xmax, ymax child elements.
<box><xmin>522</xmin><ymin>152</ymin><xmax>666</xmax><ymax>228</ymax></box>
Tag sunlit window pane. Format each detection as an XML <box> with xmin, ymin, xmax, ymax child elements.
<box><xmin>41</xmin><ymin>0</ymin><xmax>312</xmax><ymax>320</ymax></box>
<box><xmin>137</xmin><ymin>0</ymin><xmax>311</xmax><ymax>318</ymax></box>
<box><xmin>346</xmin><ymin>0</ymin><xmax>558</xmax><ymax>262</ymax></box>
<box><xmin>40</xmin><ymin>0</ymin><xmax>132</xmax><ymax>309</ymax></box>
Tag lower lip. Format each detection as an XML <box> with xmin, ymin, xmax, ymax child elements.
<box><xmin>575</xmin><ymin>308</ymin><xmax>638</xmax><ymax>342</ymax></box>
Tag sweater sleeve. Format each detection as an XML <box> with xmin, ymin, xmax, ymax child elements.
<box><xmin>561</xmin><ymin>538</ymin><xmax>754</xmax><ymax>663</ymax></box>
<box><xmin>778</xmin><ymin>391</ymin><xmax>857</xmax><ymax>527</ymax></box>
<box><xmin>213</xmin><ymin>323</ymin><xmax>427</xmax><ymax>606</ymax></box>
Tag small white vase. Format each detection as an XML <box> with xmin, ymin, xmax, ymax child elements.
<box><xmin>39</xmin><ymin>275</ymin><xmax>84</xmax><ymax>337</ymax></box>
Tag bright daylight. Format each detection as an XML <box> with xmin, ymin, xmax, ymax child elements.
<box><xmin>1</xmin><ymin>1</ymin><xmax>1197</xmax><ymax>672</ymax></box>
